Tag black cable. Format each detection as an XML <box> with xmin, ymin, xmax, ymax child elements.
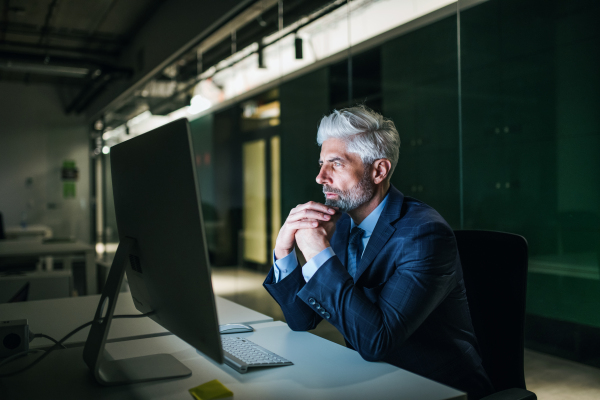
<box><xmin>33</xmin><ymin>333</ymin><xmax>67</xmax><ymax>349</ymax></box>
<box><xmin>0</xmin><ymin>311</ymin><xmax>155</xmax><ymax>378</ymax></box>
<box><xmin>0</xmin><ymin>349</ymin><xmax>46</xmax><ymax>369</ymax></box>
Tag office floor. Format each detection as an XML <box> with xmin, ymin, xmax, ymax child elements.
<box><xmin>211</xmin><ymin>267</ymin><xmax>600</xmax><ymax>400</ymax></box>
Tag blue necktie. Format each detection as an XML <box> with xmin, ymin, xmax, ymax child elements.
<box><xmin>347</xmin><ymin>227</ymin><xmax>364</xmax><ymax>278</ymax></box>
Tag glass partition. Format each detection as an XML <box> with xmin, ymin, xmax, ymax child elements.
<box><xmin>96</xmin><ymin>0</ymin><xmax>600</xmax><ymax>368</ymax></box>
<box><xmin>459</xmin><ymin>0</ymin><xmax>600</xmax><ymax>366</ymax></box>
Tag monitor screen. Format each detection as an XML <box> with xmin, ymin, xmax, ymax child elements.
<box><xmin>83</xmin><ymin>118</ymin><xmax>223</xmax><ymax>385</ymax></box>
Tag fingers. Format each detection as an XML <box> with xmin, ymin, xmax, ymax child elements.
<box><xmin>291</xmin><ymin>201</ymin><xmax>336</xmax><ymax>216</ymax></box>
<box><xmin>286</xmin><ymin>220</ymin><xmax>320</xmax><ymax>230</ymax></box>
<box><xmin>290</xmin><ymin>210</ymin><xmax>332</xmax><ymax>223</ymax></box>
<box><xmin>288</xmin><ymin>202</ymin><xmax>336</xmax><ymax>224</ymax></box>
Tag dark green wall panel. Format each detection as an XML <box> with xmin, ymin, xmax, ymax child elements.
<box><xmin>382</xmin><ymin>15</ymin><xmax>460</xmax><ymax>227</ymax></box>
<box><xmin>190</xmin><ymin>114</ymin><xmax>215</xmax><ymax>209</ymax></box>
<box><xmin>279</xmin><ymin>69</ymin><xmax>330</xmax><ymax>216</ymax></box>
<box><xmin>527</xmin><ymin>273</ymin><xmax>600</xmax><ymax>328</ymax></box>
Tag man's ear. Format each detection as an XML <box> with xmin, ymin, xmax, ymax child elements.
<box><xmin>372</xmin><ymin>159</ymin><xmax>392</xmax><ymax>184</ymax></box>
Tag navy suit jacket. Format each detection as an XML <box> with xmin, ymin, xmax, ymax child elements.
<box><xmin>264</xmin><ymin>186</ymin><xmax>493</xmax><ymax>398</ymax></box>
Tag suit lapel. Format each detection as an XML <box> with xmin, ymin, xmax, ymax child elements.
<box><xmin>354</xmin><ymin>186</ymin><xmax>404</xmax><ymax>282</ymax></box>
<box><xmin>332</xmin><ymin>214</ymin><xmax>351</xmax><ymax>267</ymax></box>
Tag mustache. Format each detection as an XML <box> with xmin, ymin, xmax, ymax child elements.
<box><xmin>322</xmin><ymin>185</ymin><xmax>344</xmax><ymax>195</ymax></box>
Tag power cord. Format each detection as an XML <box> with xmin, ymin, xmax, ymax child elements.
<box><xmin>0</xmin><ymin>311</ymin><xmax>155</xmax><ymax>378</ymax></box>
<box><xmin>30</xmin><ymin>332</ymin><xmax>67</xmax><ymax>349</ymax></box>
<box><xmin>0</xmin><ymin>349</ymin><xmax>46</xmax><ymax>369</ymax></box>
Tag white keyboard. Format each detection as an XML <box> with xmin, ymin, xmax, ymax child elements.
<box><xmin>221</xmin><ymin>336</ymin><xmax>293</xmax><ymax>373</ymax></box>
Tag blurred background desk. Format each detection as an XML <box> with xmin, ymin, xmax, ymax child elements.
<box><xmin>4</xmin><ymin>225</ymin><xmax>53</xmax><ymax>241</ymax></box>
<box><xmin>0</xmin><ymin>240</ymin><xmax>96</xmax><ymax>295</ymax></box>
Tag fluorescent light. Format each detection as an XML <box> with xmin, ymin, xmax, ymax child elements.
<box><xmin>188</xmin><ymin>95</ymin><xmax>212</xmax><ymax>115</ymax></box>
<box><xmin>102</xmin><ymin>146</ymin><xmax>110</xmax><ymax>154</ymax></box>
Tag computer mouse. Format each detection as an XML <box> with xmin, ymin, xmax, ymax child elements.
<box><xmin>219</xmin><ymin>323</ymin><xmax>254</xmax><ymax>334</ymax></box>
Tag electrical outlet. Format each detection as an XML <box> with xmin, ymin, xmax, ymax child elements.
<box><xmin>0</xmin><ymin>319</ymin><xmax>29</xmax><ymax>358</ymax></box>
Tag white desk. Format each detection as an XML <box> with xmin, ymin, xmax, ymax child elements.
<box><xmin>0</xmin><ymin>294</ymin><xmax>273</xmax><ymax>348</ymax></box>
<box><xmin>0</xmin><ymin>240</ymin><xmax>96</xmax><ymax>295</ymax></box>
<box><xmin>0</xmin><ymin>321</ymin><xmax>466</xmax><ymax>400</ymax></box>
<box><xmin>4</xmin><ymin>225</ymin><xmax>53</xmax><ymax>240</ymax></box>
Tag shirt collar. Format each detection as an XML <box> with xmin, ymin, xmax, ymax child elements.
<box><xmin>350</xmin><ymin>193</ymin><xmax>389</xmax><ymax>238</ymax></box>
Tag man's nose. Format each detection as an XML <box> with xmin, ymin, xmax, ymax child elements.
<box><xmin>316</xmin><ymin>166</ymin><xmax>330</xmax><ymax>184</ymax></box>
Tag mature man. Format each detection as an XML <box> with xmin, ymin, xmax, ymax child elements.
<box><xmin>263</xmin><ymin>106</ymin><xmax>493</xmax><ymax>399</ymax></box>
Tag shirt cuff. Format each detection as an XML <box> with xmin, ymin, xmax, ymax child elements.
<box><xmin>302</xmin><ymin>247</ymin><xmax>335</xmax><ymax>282</ymax></box>
<box><xmin>273</xmin><ymin>248</ymin><xmax>299</xmax><ymax>283</ymax></box>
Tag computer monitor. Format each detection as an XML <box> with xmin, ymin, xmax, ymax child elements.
<box><xmin>83</xmin><ymin>118</ymin><xmax>223</xmax><ymax>385</ymax></box>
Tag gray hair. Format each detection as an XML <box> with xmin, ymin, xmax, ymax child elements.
<box><xmin>316</xmin><ymin>105</ymin><xmax>400</xmax><ymax>179</ymax></box>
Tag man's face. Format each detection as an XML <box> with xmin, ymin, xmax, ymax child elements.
<box><xmin>316</xmin><ymin>138</ymin><xmax>375</xmax><ymax>212</ymax></box>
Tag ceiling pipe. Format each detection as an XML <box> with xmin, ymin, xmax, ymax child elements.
<box><xmin>0</xmin><ymin>41</ymin><xmax>120</xmax><ymax>59</ymax></box>
<box><xmin>0</xmin><ymin>21</ymin><xmax>126</xmax><ymax>45</ymax></box>
<box><xmin>0</xmin><ymin>60</ymin><xmax>89</xmax><ymax>77</ymax></box>
<box><xmin>65</xmin><ymin>67</ymin><xmax>132</xmax><ymax>114</ymax></box>
<box><xmin>38</xmin><ymin>0</ymin><xmax>60</xmax><ymax>47</ymax></box>
<box><xmin>0</xmin><ymin>50</ymin><xmax>130</xmax><ymax>76</ymax></box>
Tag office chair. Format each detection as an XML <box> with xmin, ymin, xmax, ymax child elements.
<box><xmin>0</xmin><ymin>212</ymin><xmax>40</xmax><ymax>272</ymax></box>
<box><xmin>0</xmin><ymin>212</ymin><xmax>5</xmax><ymax>240</ymax></box>
<box><xmin>454</xmin><ymin>230</ymin><xmax>537</xmax><ymax>400</ymax></box>
<box><xmin>8</xmin><ymin>282</ymin><xmax>30</xmax><ymax>303</ymax></box>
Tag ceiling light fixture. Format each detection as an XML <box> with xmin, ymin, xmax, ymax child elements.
<box><xmin>188</xmin><ymin>95</ymin><xmax>212</xmax><ymax>115</ymax></box>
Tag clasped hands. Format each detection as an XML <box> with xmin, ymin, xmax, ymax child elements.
<box><xmin>274</xmin><ymin>201</ymin><xmax>340</xmax><ymax>262</ymax></box>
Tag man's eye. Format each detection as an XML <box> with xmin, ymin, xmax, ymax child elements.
<box><xmin>334</xmin><ymin>162</ymin><xmax>341</xmax><ymax>167</ymax></box>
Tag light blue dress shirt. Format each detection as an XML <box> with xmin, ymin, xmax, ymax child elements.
<box><xmin>273</xmin><ymin>194</ymin><xmax>390</xmax><ymax>283</ymax></box>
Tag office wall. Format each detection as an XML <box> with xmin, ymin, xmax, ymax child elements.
<box><xmin>459</xmin><ymin>0</ymin><xmax>600</xmax><ymax>365</ymax></box>
<box><xmin>0</xmin><ymin>82</ymin><xmax>90</xmax><ymax>242</ymax></box>
<box><xmin>382</xmin><ymin>15</ymin><xmax>461</xmax><ymax>228</ymax></box>
<box><xmin>190</xmin><ymin>114</ymin><xmax>219</xmax><ymax>262</ymax></box>
<box><xmin>280</xmin><ymin>69</ymin><xmax>330</xmax><ymax>215</ymax></box>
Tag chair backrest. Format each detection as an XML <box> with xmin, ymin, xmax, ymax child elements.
<box><xmin>0</xmin><ymin>212</ymin><xmax>5</xmax><ymax>240</ymax></box>
<box><xmin>454</xmin><ymin>230</ymin><xmax>529</xmax><ymax>392</ymax></box>
<box><xmin>8</xmin><ymin>282</ymin><xmax>30</xmax><ymax>303</ymax></box>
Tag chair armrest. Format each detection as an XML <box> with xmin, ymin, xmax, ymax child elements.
<box><xmin>481</xmin><ymin>388</ymin><xmax>537</xmax><ymax>400</ymax></box>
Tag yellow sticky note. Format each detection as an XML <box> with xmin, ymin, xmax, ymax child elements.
<box><xmin>189</xmin><ymin>379</ymin><xmax>233</xmax><ymax>400</ymax></box>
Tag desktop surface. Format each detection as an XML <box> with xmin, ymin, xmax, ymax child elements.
<box><xmin>0</xmin><ymin>321</ymin><xmax>466</xmax><ymax>400</ymax></box>
<box><xmin>0</xmin><ymin>294</ymin><xmax>273</xmax><ymax>349</ymax></box>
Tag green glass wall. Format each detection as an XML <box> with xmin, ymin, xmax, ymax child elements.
<box><xmin>382</xmin><ymin>14</ymin><xmax>461</xmax><ymax>228</ymax></box>
<box><xmin>100</xmin><ymin>0</ymin><xmax>600</xmax><ymax>365</ymax></box>
<box><xmin>459</xmin><ymin>0</ymin><xmax>600</xmax><ymax>364</ymax></box>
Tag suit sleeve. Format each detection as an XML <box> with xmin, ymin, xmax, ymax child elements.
<box><xmin>263</xmin><ymin>263</ymin><xmax>324</xmax><ymax>331</ymax></box>
<box><xmin>296</xmin><ymin>221</ymin><xmax>458</xmax><ymax>362</ymax></box>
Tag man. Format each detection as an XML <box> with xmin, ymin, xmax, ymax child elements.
<box><xmin>263</xmin><ymin>105</ymin><xmax>493</xmax><ymax>399</ymax></box>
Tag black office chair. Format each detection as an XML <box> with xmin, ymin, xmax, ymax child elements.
<box><xmin>8</xmin><ymin>282</ymin><xmax>30</xmax><ymax>303</ymax></box>
<box><xmin>0</xmin><ymin>211</ymin><xmax>39</xmax><ymax>272</ymax></box>
<box><xmin>0</xmin><ymin>211</ymin><xmax>6</xmax><ymax>240</ymax></box>
<box><xmin>454</xmin><ymin>230</ymin><xmax>536</xmax><ymax>400</ymax></box>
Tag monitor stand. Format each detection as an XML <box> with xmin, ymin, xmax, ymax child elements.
<box><xmin>82</xmin><ymin>237</ymin><xmax>192</xmax><ymax>386</ymax></box>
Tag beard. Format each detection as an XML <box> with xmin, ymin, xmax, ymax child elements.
<box><xmin>322</xmin><ymin>168</ymin><xmax>375</xmax><ymax>212</ymax></box>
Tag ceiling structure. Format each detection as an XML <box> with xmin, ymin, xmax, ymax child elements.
<box><xmin>0</xmin><ymin>0</ymin><xmax>335</xmax><ymax>118</ymax></box>
<box><xmin>0</xmin><ymin>0</ymin><xmax>163</xmax><ymax>113</ymax></box>
<box><xmin>101</xmin><ymin>0</ymin><xmax>336</xmax><ymax>130</ymax></box>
